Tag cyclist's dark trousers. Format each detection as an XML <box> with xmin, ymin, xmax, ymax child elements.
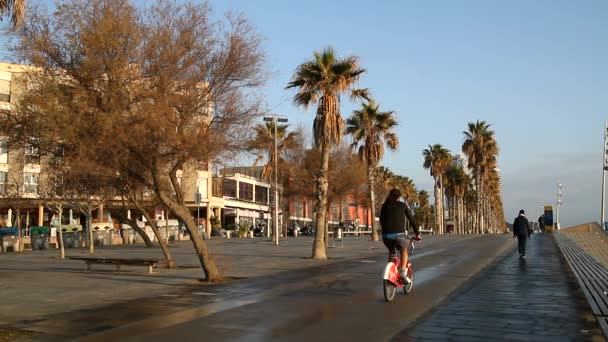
<box><xmin>517</xmin><ymin>235</ymin><xmax>527</xmax><ymax>256</ymax></box>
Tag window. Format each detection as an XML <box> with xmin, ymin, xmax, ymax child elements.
<box><xmin>331</xmin><ymin>204</ymin><xmax>339</xmax><ymax>221</ymax></box>
<box><xmin>0</xmin><ymin>139</ymin><xmax>7</xmax><ymax>164</ymax></box>
<box><xmin>255</xmin><ymin>185</ymin><xmax>268</xmax><ymax>204</ymax></box>
<box><xmin>24</xmin><ymin>172</ymin><xmax>39</xmax><ymax>194</ymax></box>
<box><xmin>25</xmin><ymin>141</ymin><xmax>40</xmax><ymax>163</ymax></box>
<box><xmin>0</xmin><ymin>171</ymin><xmax>6</xmax><ymax>194</ymax></box>
<box><xmin>223</xmin><ymin>179</ymin><xmax>237</xmax><ymax>198</ymax></box>
<box><xmin>212</xmin><ymin>177</ymin><xmax>223</xmax><ymax>197</ymax></box>
<box><xmin>197</xmin><ymin>181</ymin><xmax>208</xmax><ymax>200</ymax></box>
<box><xmin>0</xmin><ymin>79</ymin><xmax>10</xmax><ymax>103</ymax></box>
<box><xmin>295</xmin><ymin>199</ymin><xmax>303</xmax><ymax>218</ymax></box>
<box><xmin>239</xmin><ymin>182</ymin><xmax>253</xmax><ymax>202</ymax></box>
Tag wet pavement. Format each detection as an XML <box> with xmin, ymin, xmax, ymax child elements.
<box><xmin>399</xmin><ymin>233</ymin><xmax>605</xmax><ymax>341</ymax></box>
<box><xmin>73</xmin><ymin>235</ymin><xmax>513</xmax><ymax>342</ymax></box>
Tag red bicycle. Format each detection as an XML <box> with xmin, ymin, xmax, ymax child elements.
<box><xmin>382</xmin><ymin>235</ymin><xmax>419</xmax><ymax>302</ymax></box>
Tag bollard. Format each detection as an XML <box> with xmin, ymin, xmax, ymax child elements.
<box><xmin>294</xmin><ymin>229</ymin><xmax>298</xmax><ymax>237</ymax></box>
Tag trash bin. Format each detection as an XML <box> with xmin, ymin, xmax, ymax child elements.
<box><xmin>121</xmin><ymin>228</ymin><xmax>135</xmax><ymax>244</ymax></box>
<box><xmin>31</xmin><ymin>226</ymin><xmax>50</xmax><ymax>250</ymax></box>
<box><xmin>0</xmin><ymin>228</ymin><xmax>19</xmax><ymax>252</ymax></box>
<box><xmin>63</xmin><ymin>232</ymin><xmax>84</xmax><ymax>248</ymax></box>
<box><xmin>93</xmin><ymin>230</ymin><xmax>111</xmax><ymax>246</ymax></box>
<box><xmin>61</xmin><ymin>225</ymin><xmax>84</xmax><ymax>248</ymax></box>
<box><xmin>334</xmin><ymin>227</ymin><xmax>342</xmax><ymax>240</ymax></box>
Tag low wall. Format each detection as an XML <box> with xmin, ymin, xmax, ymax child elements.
<box><xmin>560</xmin><ymin>222</ymin><xmax>608</xmax><ymax>245</ymax></box>
<box><xmin>560</xmin><ymin>222</ymin><xmax>603</xmax><ymax>234</ymax></box>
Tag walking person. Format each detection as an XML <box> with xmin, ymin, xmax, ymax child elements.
<box><xmin>538</xmin><ymin>215</ymin><xmax>545</xmax><ymax>233</ymax></box>
<box><xmin>513</xmin><ymin>209</ymin><xmax>532</xmax><ymax>258</ymax></box>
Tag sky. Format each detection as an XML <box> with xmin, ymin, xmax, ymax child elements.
<box><xmin>2</xmin><ymin>0</ymin><xmax>607</xmax><ymax>227</ymax></box>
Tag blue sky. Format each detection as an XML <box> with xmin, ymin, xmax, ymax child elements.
<box><xmin>2</xmin><ymin>0</ymin><xmax>607</xmax><ymax>226</ymax></box>
<box><xmin>205</xmin><ymin>0</ymin><xmax>608</xmax><ymax>227</ymax></box>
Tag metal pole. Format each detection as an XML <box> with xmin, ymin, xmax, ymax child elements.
<box><xmin>197</xmin><ymin>200</ymin><xmax>200</xmax><ymax>236</ymax></box>
<box><xmin>556</xmin><ymin>183</ymin><xmax>562</xmax><ymax>230</ymax></box>
<box><xmin>274</xmin><ymin>117</ymin><xmax>279</xmax><ymax>246</ymax></box>
<box><xmin>602</xmin><ymin>122</ymin><xmax>607</xmax><ymax>227</ymax></box>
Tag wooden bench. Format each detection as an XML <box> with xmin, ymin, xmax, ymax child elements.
<box><xmin>68</xmin><ymin>256</ymin><xmax>164</xmax><ymax>274</ymax></box>
<box><xmin>341</xmin><ymin>230</ymin><xmax>372</xmax><ymax>236</ymax></box>
<box><xmin>555</xmin><ymin>234</ymin><xmax>608</xmax><ymax>336</ymax></box>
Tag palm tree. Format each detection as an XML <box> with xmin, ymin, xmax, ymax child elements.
<box><xmin>345</xmin><ymin>100</ymin><xmax>398</xmax><ymax>241</ymax></box>
<box><xmin>375</xmin><ymin>166</ymin><xmax>394</xmax><ymax>189</ymax></box>
<box><xmin>415</xmin><ymin>189</ymin><xmax>432</xmax><ymax>230</ymax></box>
<box><xmin>462</xmin><ymin>120</ymin><xmax>497</xmax><ymax>233</ymax></box>
<box><xmin>0</xmin><ymin>0</ymin><xmax>25</xmax><ymax>27</ymax></box>
<box><xmin>286</xmin><ymin>47</ymin><xmax>369</xmax><ymax>259</ymax></box>
<box><xmin>422</xmin><ymin>144</ymin><xmax>451</xmax><ymax>234</ymax></box>
<box><xmin>249</xmin><ymin>121</ymin><xmax>298</xmax><ymax>240</ymax></box>
<box><xmin>391</xmin><ymin>175</ymin><xmax>418</xmax><ymax>204</ymax></box>
<box><xmin>373</xmin><ymin>166</ymin><xmax>394</xmax><ymax>219</ymax></box>
<box><xmin>250</xmin><ymin>121</ymin><xmax>299</xmax><ymax>180</ymax></box>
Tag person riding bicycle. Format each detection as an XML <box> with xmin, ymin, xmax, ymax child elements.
<box><xmin>380</xmin><ymin>188</ymin><xmax>421</xmax><ymax>284</ymax></box>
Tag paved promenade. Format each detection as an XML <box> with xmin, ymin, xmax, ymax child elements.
<box><xmin>399</xmin><ymin>233</ymin><xmax>604</xmax><ymax>341</ymax></box>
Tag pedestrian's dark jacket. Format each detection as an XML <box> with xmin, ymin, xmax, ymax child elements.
<box><xmin>380</xmin><ymin>201</ymin><xmax>420</xmax><ymax>235</ymax></box>
<box><xmin>513</xmin><ymin>215</ymin><xmax>531</xmax><ymax>238</ymax></box>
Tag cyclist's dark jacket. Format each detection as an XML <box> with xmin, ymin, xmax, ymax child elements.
<box><xmin>380</xmin><ymin>201</ymin><xmax>420</xmax><ymax>235</ymax></box>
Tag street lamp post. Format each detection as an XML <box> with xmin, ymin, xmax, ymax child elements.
<box><xmin>196</xmin><ymin>191</ymin><xmax>201</xmax><ymax>236</ymax></box>
<box><xmin>263</xmin><ymin>114</ymin><xmax>288</xmax><ymax>246</ymax></box>
<box><xmin>556</xmin><ymin>183</ymin><xmax>563</xmax><ymax>230</ymax></box>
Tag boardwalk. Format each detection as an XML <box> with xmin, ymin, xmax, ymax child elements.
<box><xmin>399</xmin><ymin>234</ymin><xmax>604</xmax><ymax>341</ymax></box>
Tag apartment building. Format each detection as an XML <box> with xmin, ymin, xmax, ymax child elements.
<box><xmin>0</xmin><ymin>62</ymin><xmax>273</xmax><ymax>239</ymax></box>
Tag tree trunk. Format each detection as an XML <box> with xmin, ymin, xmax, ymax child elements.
<box><xmin>151</xmin><ymin>163</ymin><xmax>220</xmax><ymax>281</ymax></box>
<box><xmin>16</xmin><ymin>208</ymin><xmax>21</xmax><ymax>251</ymax></box>
<box><xmin>312</xmin><ymin>139</ymin><xmax>330</xmax><ymax>260</ymax></box>
<box><xmin>123</xmin><ymin>216</ymin><xmax>155</xmax><ymax>247</ymax></box>
<box><xmin>433</xmin><ymin>178</ymin><xmax>441</xmax><ymax>234</ymax></box>
<box><xmin>368</xmin><ymin>166</ymin><xmax>378</xmax><ymax>241</ymax></box>
<box><xmin>460</xmin><ymin>197</ymin><xmax>465</xmax><ymax>234</ymax></box>
<box><xmin>324</xmin><ymin>199</ymin><xmax>331</xmax><ymax>250</ymax></box>
<box><xmin>87</xmin><ymin>210</ymin><xmax>94</xmax><ymax>254</ymax></box>
<box><xmin>140</xmin><ymin>209</ymin><xmax>176</xmax><ymax>269</ymax></box>
<box><xmin>164</xmin><ymin>199</ymin><xmax>220</xmax><ymax>281</ymax></box>
<box><xmin>57</xmin><ymin>206</ymin><xmax>65</xmax><ymax>259</ymax></box>
<box><xmin>130</xmin><ymin>200</ymin><xmax>176</xmax><ymax>269</ymax></box>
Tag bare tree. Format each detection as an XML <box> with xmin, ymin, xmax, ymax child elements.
<box><xmin>2</xmin><ymin>0</ymin><xmax>267</xmax><ymax>282</ymax></box>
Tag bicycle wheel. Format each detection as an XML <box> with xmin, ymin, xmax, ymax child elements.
<box><xmin>403</xmin><ymin>266</ymin><xmax>414</xmax><ymax>294</ymax></box>
<box><xmin>383</xmin><ymin>279</ymin><xmax>396</xmax><ymax>302</ymax></box>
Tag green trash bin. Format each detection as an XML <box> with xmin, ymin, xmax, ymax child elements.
<box><xmin>31</xmin><ymin>226</ymin><xmax>50</xmax><ymax>250</ymax></box>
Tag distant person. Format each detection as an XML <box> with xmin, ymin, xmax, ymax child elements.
<box><xmin>513</xmin><ymin>209</ymin><xmax>532</xmax><ymax>258</ymax></box>
<box><xmin>538</xmin><ymin>215</ymin><xmax>545</xmax><ymax>233</ymax></box>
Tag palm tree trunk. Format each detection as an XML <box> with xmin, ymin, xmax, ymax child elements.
<box><xmin>460</xmin><ymin>197</ymin><xmax>465</xmax><ymax>234</ymax></box>
<box><xmin>368</xmin><ymin>166</ymin><xmax>378</xmax><ymax>241</ymax></box>
<box><xmin>439</xmin><ymin>175</ymin><xmax>445</xmax><ymax>234</ymax></box>
<box><xmin>312</xmin><ymin>140</ymin><xmax>330</xmax><ymax>259</ymax></box>
<box><xmin>433</xmin><ymin>177</ymin><xmax>441</xmax><ymax>234</ymax></box>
